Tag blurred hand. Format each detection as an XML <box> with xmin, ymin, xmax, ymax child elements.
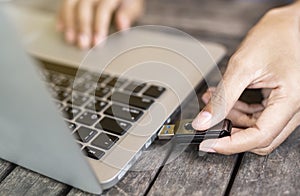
<box><xmin>57</xmin><ymin>0</ymin><xmax>144</xmax><ymax>49</ymax></box>
<box><xmin>192</xmin><ymin>2</ymin><xmax>300</xmax><ymax>155</ymax></box>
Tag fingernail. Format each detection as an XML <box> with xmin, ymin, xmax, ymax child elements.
<box><xmin>192</xmin><ymin>111</ymin><xmax>212</xmax><ymax>128</ymax></box>
<box><xmin>199</xmin><ymin>139</ymin><xmax>217</xmax><ymax>153</ymax></box>
<box><xmin>65</xmin><ymin>30</ymin><xmax>75</xmax><ymax>44</ymax></box>
<box><xmin>199</xmin><ymin>147</ymin><xmax>216</xmax><ymax>153</ymax></box>
<box><xmin>93</xmin><ymin>35</ymin><xmax>105</xmax><ymax>46</ymax></box>
<box><xmin>79</xmin><ymin>34</ymin><xmax>90</xmax><ymax>49</ymax></box>
<box><xmin>202</xmin><ymin>93</ymin><xmax>210</xmax><ymax>104</ymax></box>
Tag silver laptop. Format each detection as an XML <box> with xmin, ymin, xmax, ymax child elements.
<box><xmin>0</xmin><ymin>4</ymin><xmax>226</xmax><ymax>194</ymax></box>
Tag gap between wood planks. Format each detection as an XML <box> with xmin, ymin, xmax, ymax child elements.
<box><xmin>143</xmin><ymin>150</ymin><xmax>245</xmax><ymax>196</ymax></box>
<box><xmin>224</xmin><ymin>153</ymin><xmax>245</xmax><ymax>196</ymax></box>
<box><xmin>0</xmin><ymin>163</ymin><xmax>17</xmax><ymax>183</ymax></box>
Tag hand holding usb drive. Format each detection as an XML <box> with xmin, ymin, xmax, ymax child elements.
<box><xmin>158</xmin><ymin>119</ymin><xmax>232</xmax><ymax>145</ymax></box>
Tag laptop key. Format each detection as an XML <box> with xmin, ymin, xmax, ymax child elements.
<box><xmin>50</xmin><ymin>73</ymin><xmax>73</xmax><ymax>88</ymax></box>
<box><xmin>55</xmin><ymin>78</ymin><xmax>72</xmax><ymax>88</ymax></box>
<box><xmin>104</xmin><ymin>104</ymin><xmax>143</xmax><ymax>122</ymax></box>
<box><xmin>40</xmin><ymin>69</ymin><xmax>50</xmax><ymax>81</ymax></box>
<box><xmin>41</xmin><ymin>61</ymin><xmax>78</xmax><ymax>77</ymax></box>
<box><xmin>66</xmin><ymin>93</ymin><xmax>88</xmax><ymax>106</ymax></box>
<box><xmin>62</xmin><ymin>106</ymin><xmax>81</xmax><ymax>120</ymax></box>
<box><xmin>110</xmin><ymin>92</ymin><xmax>154</xmax><ymax>110</ymax></box>
<box><xmin>83</xmin><ymin>146</ymin><xmax>105</xmax><ymax>160</ymax></box>
<box><xmin>95</xmin><ymin>117</ymin><xmax>131</xmax><ymax>136</ymax></box>
<box><xmin>124</xmin><ymin>82</ymin><xmax>146</xmax><ymax>93</ymax></box>
<box><xmin>52</xmin><ymin>89</ymin><xmax>70</xmax><ymax>101</ymax></box>
<box><xmin>74</xmin><ymin>82</ymin><xmax>94</xmax><ymax>93</ymax></box>
<box><xmin>90</xmin><ymin>86</ymin><xmax>110</xmax><ymax>98</ymax></box>
<box><xmin>76</xmin><ymin>112</ymin><xmax>101</xmax><ymax>126</ymax></box>
<box><xmin>85</xmin><ymin>99</ymin><xmax>108</xmax><ymax>112</ymax></box>
<box><xmin>67</xmin><ymin>94</ymin><xmax>89</xmax><ymax>106</ymax></box>
<box><xmin>106</xmin><ymin>77</ymin><xmax>127</xmax><ymax>88</ymax></box>
<box><xmin>86</xmin><ymin>73</ymin><xmax>109</xmax><ymax>84</ymax></box>
<box><xmin>66</xmin><ymin>122</ymin><xmax>77</xmax><ymax>131</ymax></box>
<box><xmin>91</xmin><ymin>132</ymin><xmax>119</xmax><ymax>150</ymax></box>
<box><xmin>74</xmin><ymin>127</ymin><xmax>97</xmax><ymax>143</ymax></box>
<box><xmin>78</xmin><ymin>143</ymin><xmax>83</xmax><ymax>149</ymax></box>
<box><xmin>55</xmin><ymin>102</ymin><xmax>64</xmax><ymax>109</ymax></box>
<box><xmin>143</xmin><ymin>85</ymin><xmax>165</xmax><ymax>98</ymax></box>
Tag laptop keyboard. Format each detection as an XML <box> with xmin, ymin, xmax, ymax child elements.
<box><xmin>40</xmin><ymin>61</ymin><xmax>165</xmax><ymax>161</ymax></box>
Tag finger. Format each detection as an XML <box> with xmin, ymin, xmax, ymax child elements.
<box><xmin>199</xmin><ymin>127</ymin><xmax>259</xmax><ymax>154</ymax></box>
<box><xmin>201</xmin><ymin>127</ymin><xmax>243</xmax><ymax>152</ymax></box>
<box><xmin>262</xmin><ymin>99</ymin><xmax>268</xmax><ymax>107</ymax></box>
<box><xmin>247</xmin><ymin>81</ymin><xmax>278</xmax><ymax>89</ymax></box>
<box><xmin>193</xmin><ymin>61</ymin><xmax>253</xmax><ymax>130</ymax></box>
<box><xmin>202</xmin><ymin>88</ymin><xmax>264</xmax><ymax>114</ymax></box>
<box><xmin>252</xmin><ymin>111</ymin><xmax>262</xmax><ymax>119</ymax></box>
<box><xmin>204</xmin><ymin>92</ymin><xmax>259</xmax><ymax>127</ymax></box>
<box><xmin>62</xmin><ymin>0</ymin><xmax>78</xmax><ymax>44</ymax></box>
<box><xmin>115</xmin><ymin>0</ymin><xmax>144</xmax><ymax>30</ymax></box>
<box><xmin>202</xmin><ymin>88</ymin><xmax>263</xmax><ymax>127</ymax></box>
<box><xmin>262</xmin><ymin>88</ymin><xmax>272</xmax><ymax>99</ymax></box>
<box><xmin>251</xmin><ymin>111</ymin><xmax>300</xmax><ymax>155</ymax></box>
<box><xmin>231</xmin><ymin>127</ymin><xmax>243</xmax><ymax>135</ymax></box>
<box><xmin>77</xmin><ymin>0</ymin><xmax>95</xmax><ymax>49</ymax></box>
<box><xmin>199</xmin><ymin>95</ymin><xmax>295</xmax><ymax>155</ymax></box>
<box><xmin>201</xmin><ymin>91</ymin><xmax>211</xmax><ymax>104</ymax></box>
<box><xmin>201</xmin><ymin>87</ymin><xmax>224</xmax><ymax>106</ymax></box>
<box><xmin>227</xmin><ymin>109</ymin><xmax>258</xmax><ymax>128</ymax></box>
<box><xmin>56</xmin><ymin>7</ymin><xmax>64</xmax><ymax>32</ymax></box>
<box><xmin>233</xmin><ymin>101</ymin><xmax>264</xmax><ymax>114</ymax></box>
<box><xmin>193</xmin><ymin>56</ymin><xmax>255</xmax><ymax>131</ymax></box>
<box><xmin>93</xmin><ymin>0</ymin><xmax>120</xmax><ymax>45</ymax></box>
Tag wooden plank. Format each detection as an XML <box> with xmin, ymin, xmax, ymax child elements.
<box><xmin>148</xmin><ymin>145</ymin><xmax>237</xmax><ymax>195</ymax></box>
<box><xmin>143</xmin><ymin>0</ymin><xmax>282</xmax><ymax>191</ymax></box>
<box><xmin>1</xmin><ymin>1</ymin><xmax>291</xmax><ymax>196</ymax></box>
<box><xmin>0</xmin><ymin>166</ymin><xmax>69</xmax><ymax>196</ymax></box>
<box><xmin>145</xmin><ymin>76</ymin><xmax>237</xmax><ymax>195</ymax></box>
<box><xmin>67</xmin><ymin>140</ymin><xmax>170</xmax><ymax>196</ymax></box>
<box><xmin>140</xmin><ymin>0</ymin><xmax>288</xmax><ymax>38</ymax></box>
<box><xmin>0</xmin><ymin>137</ymin><xmax>171</xmax><ymax>196</ymax></box>
<box><xmin>230</xmin><ymin>128</ymin><xmax>300</xmax><ymax>196</ymax></box>
<box><xmin>0</xmin><ymin>159</ymin><xmax>15</xmax><ymax>182</ymax></box>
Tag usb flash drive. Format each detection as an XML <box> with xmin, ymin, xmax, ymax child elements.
<box><xmin>158</xmin><ymin>119</ymin><xmax>232</xmax><ymax>144</ymax></box>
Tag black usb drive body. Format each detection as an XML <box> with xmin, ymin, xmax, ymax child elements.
<box><xmin>158</xmin><ymin>119</ymin><xmax>232</xmax><ymax>144</ymax></box>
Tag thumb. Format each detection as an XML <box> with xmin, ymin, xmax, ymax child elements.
<box><xmin>192</xmin><ymin>61</ymin><xmax>251</xmax><ymax>130</ymax></box>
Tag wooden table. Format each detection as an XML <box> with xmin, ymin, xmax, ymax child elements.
<box><xmin>1</xmin><ymin>0</ymin><xmax>299</xmax><ymax>195</ymax></box>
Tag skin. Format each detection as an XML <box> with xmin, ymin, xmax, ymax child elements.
<box><xmin>192</xmin><ymin>1</ymin><xmax>300</xmax><ymax>155</ymax></box>
<box><xmin>57</xmin><ymin>0</ymin><xmax>144</xmax><ymax>49</ymax></box>
<box><xmin>57</xmin><ymin>0</ymin><xmax>300</xmax><ymax>155</ymax></box>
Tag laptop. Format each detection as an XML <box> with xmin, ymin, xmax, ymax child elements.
<box><xmin>0</xmin><ymin>4</ymin><xmax>226</xmax><ymax>194</ymax></box>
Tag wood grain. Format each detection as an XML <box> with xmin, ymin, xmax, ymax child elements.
<box><xmin>0</xmin><ymin>0</ymin><xmax>292</xmax><ymax>196</ymax></box>
<box><xmin>148</xmin><ymin>144</ymin><xmax>237</xmax><ymax>196</ymax></box>
<box><xmin>0</xmin><ymin>159</ymin><xmax>14</xmax><ymax>182</ymax></box>
<box><xmin>0</xmin><ymin>166</ymin><xmax>69</xmax><ymax>196</ymax></box>
<box><xmin>139</xmin><ymin>0</ymin><xmax>287</xmax><ymax>38</ymax></box>
<box><xmin>67</xmin><ymin>141</ymin><xmax>170</xmax><ymax>196</ymax></box>
<box><xmin>230</xmin><ymin>128</ymin><xmax>300</xmax><ymax>196</ymax></box>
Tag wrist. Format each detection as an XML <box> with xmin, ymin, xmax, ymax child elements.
<box><xmin>264</xmin><ymin>3</ymin><xmax>300</xmax><ymax>23</ymax></box>
<box><xmin>273</xmin><ymin>1</ymin><xmax>300</xmax><ymax>17</ymax></box>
